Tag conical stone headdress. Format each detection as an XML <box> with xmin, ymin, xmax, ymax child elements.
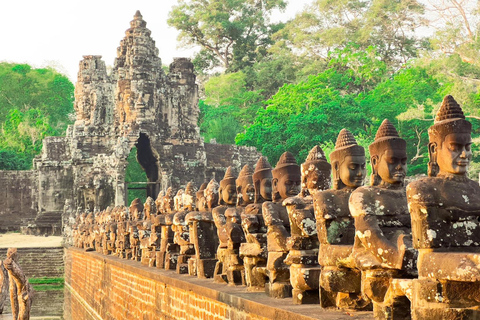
<box><xmin>220</xmin><ymin>166</ymin><xmax>237</xmax><ymax>188</ymax></box>
<box><xmin>330</xmin><ymin>129</ymin><xmax>365</xmax><ymax>163</ymax></box>
<box><xmin>429</xmin><ymin>95</ymin><xmax>471</xmax><ymax>142</ymax></box>
<box><xmin>369</xmin><ymin>119</ymin><xmax>406</xmax><ymax>158</ymax></box>
<box><xmin>253</xmin><ymin>156</ymin><xmax>272</xmax><ymax>182</ymax></box>
<box><xmin>236</xmin><ymin>164</ymin><xmax>254</xmax><ymax>186</ymax></box>
<box><xmin>302</xmin><ymin>145</ymin><xmax>330</xmax><ymax>174</ymax></box>
<box><xmin>272</xmin><ymin>152</ymin><xmax>301</xmax><ymax>179</ymax></box>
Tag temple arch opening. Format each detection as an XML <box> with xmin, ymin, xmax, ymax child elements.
<box><xmin>125</xmin><ymin>133</ymin><xmax>161</xmax><ymax>204</ymax></box>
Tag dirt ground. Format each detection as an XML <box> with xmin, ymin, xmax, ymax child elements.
<box><xmin>0</xmin><ymin>233</ymin><xmax>63</xmax><ymax>248</ymax></box>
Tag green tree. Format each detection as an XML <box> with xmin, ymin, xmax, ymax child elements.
<box><xmin>168</xmin><ymin>0</ymin><xmax>287</xmax><ymax>73</ymax></box>
<box><xmin>270</xmin><ymin>0</ymin><xmax>426</xmax><ymax>69</ymax></box>
<box><xmin>0</xmin><ymin>63</ymin><xmax>74</xmax><ymax>170</ymax></box>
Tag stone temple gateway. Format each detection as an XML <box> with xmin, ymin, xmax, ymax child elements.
<box><xmin>0</xmin><ymin>11</ymin><xmax>259</xmax><ymax>234</ymax></box>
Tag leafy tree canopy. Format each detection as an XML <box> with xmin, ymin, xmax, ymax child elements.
<box><xmin>0</xmin><ymin>63</ymin><xmax>74</xmax><ymax>170</ymax></box>
<box><xmin>168</xmin><ymin>0</ymin><xmax>287</xmax><ymax>73</ymax></box>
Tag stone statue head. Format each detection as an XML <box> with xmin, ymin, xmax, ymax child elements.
<box><xmin>219</xmin><ymin>167</ymin><xmax>237</xmax><ymax>206</ymax></box>
<box><xmin>182</xmin><ymin>182</ymin><xmax>196</xmax><ymax>211</ymax></box>
<box><xmin>253</xmin><ymin>156</ymin><xmax>273</xmax><ymax>203</ymax></box>
<box><xmin>236</xmin><ymin>165</ymin><xmax>255</xmax><ymax>207</ymax></box>
<box><xmin>330</xmin><ymin>129</ymin><xmax>366</xmax><ymax>190</ymax></box>
<box><xmin>301</xmin><ymin>145</ymin><xmax>331</xmax><ymax>196</ymax></box>
<box><xmin>174</xmin><ymin>189</ymin><xmax>184</xmax><ymax>212</ymax></box>
<box><xmin>196</xmin><ymin>182</ymin><xmax>208</xmax><ymax>212</ymax></box>
<box><xmin>428</xmin><ymin>95</ymin><xmax>472</xmax><ymax>177</ymax></box>
<box><xmin>204</xmin><ymin>178</ymin><xmax>219</xmax><ymax>210</ymax></box>
<box><xmin>129</xmin><ymin>198</ymin><xmax>144</xmax><ymax>220</ymax></box>
<box><xmin>272</xmin><ymin>152</ymin><xmax>301</xmax><ymax>202</ymax></box>
<box><xmin>143</xmin><ymin>196</ymin><xmax>156</xmax><ymax>220</ymax></box>
<box><xmin>163</xmin><ymin>187</ymin><xmax>175</xmax><ymax>213</ymax></box>
<box><xmin>369</xmin><ymin>119</ymin><xmax>407</xmax><ymax>187</ymax></box>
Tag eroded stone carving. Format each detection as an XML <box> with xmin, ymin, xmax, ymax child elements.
<box><xmin>283</xmin><ymin>145</ymin><xmax>330</xmax><ymax>304</ymax></box>
<box><xmin>407</xmin><ymin>95</ymin><xmax>480</xmax><ymax>320</ymax></box>
<box><xmin>314</xmin><ymin>129</ymin><xmax>370</xmax><ymax>310</ymax></box>
<box><xmin>349</xmin><ymin>120</ymin><xmax>416</xmax><ymax>318</ymax></box>
<box><xmin>240</xmin><ymin>157</ymin><xmax>271</xmax><ymax>291</ymax></box>
<box><xmin>3</xmin><ymin>248</ymin><xmax>34</xmax><ymax>320</ymax></box>
<box><xmin>263</xmin><ymin>152</ymin><xmax>301</xmax><ymax>298</ymax></box>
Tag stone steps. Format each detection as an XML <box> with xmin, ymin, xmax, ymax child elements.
<box><xmin>0</xmin><ymin>247</ymin><xmax>64</xmax><ymax>279</ymax></box>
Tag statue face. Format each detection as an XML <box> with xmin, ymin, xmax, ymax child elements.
<box><xmin>259</xmin><ymin>178</ymin><xmax>272</xmax><ymax>200</ymax></box>
<box><xmin>240</xmin><ymin>183</ymin><xmax>255</xmax><ymax>205</ymax></box>
<box><xmin>436</xmin><ymin>133</ymin><xmax>472</xmax><ymax>175</ymax></box>
<box><xmin>339</xmin><ymin>155</ymin><xmax>366</xmax><ymax>188</ymax></box>
<box><xmin>275</xmin><ymin>173</ymin><xmax>301</xmax><ymax>199</ymax></box>
<box><xmin>205</xmin><ymin>189</ymin><xmax>218</xmax><ymax>209</ymax></box>
<box><xmin>376</xmin><ymin>148</ymin><xmax>407</xmax><ymax>185</ymax></box>
<box><xmin>221</xmin><ymin>184</ymin><xmax>237</xmax><ymax>205</ymax></box>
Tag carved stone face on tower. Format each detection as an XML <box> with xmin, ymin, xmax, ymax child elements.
<box><xmin>236</xmin><ymin>165</ymin><xmax>255</xmax><ymax>206</ymax></box>
<box><xmin>369</xmin><ymin>119</ymin><xmax>407</xmax><ymax>187</ymax></box>
<box><xmin>428</xmin><ymin>95</ymin><xmax>473</xmax><ymax>176</ymax></box>
<box><xmin>253</xmin><ymin>156</ymin><xmax>273</xmax><ymax>203</ymax></box>
<box><xmin>272</xmin><ymin>152</ymin><xmax>301</xmax><ymax>201</ymax></box>
<box><xmin>219</xmin><ymin>167</ymin><xmax>237</xmax><ymax>206</ymax></box>
<box><xmin>204</xmin><ymin>179</ymin><xmax>219</xmax><ymax>210</ymax></box>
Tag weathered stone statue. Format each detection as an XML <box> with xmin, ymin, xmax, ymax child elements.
<box><xmin>164</xmin><ymin>189</ymin><xmax>184</xmax><ymax>270</ymax></box>
<box><xmin>212</xmin><ymin>167</ymin><xmax>243</xmax><ymax>284</ymax></box>
<box><xmin>173</xmin><ymin>182</ymin><xmax>196</xmax><ymax>274</ymax></box>
<box><xmin>283</xmin><ymin>145</ymin><xmax>330</xmax><ymax>304</ymax></box>
<box><xmin>156</xmin><ymin>187</ymin><xmax>175</xmax><ymax>268</ymax></box>
<box><xmin>140</xmin><ymin>197</ymin><xmax>156</xmax><ymax>267</ymax></box>
<box><xmin>314</xmin><ymin>129</ymin><xmax>370</xmax><ymax>310</ymax></box>
<box><xmin>349</xmin><ymin>119</ymin><xmax>416</xmax><ymax>318</ymax></box>
<box><xmin>114</xmin><ymin>206</ymin><xmax>130</xmax><ymax>258</ymax></box>
<box><xmin>0</xmin><ymin>262</ymin><xmax>7</xmax><ymax>314</ymax></box>
<box><xmin>3</xmin><ymin>248</ymin><xmax>34</xmax><ymax>320</ymax></box>
<box><xmin>240</xmin><ymin>156</ymin><xmax>271</xmax><ymax>291</ymax></box>
<box><xmin>128</xmin><ymin>198</ymin><xmax>144</xmax><ymax>261</ymax></box>
<box><xmin>216</xmin><ymin>165</ymin><xmax>253</xmax><ymax>285</ymax></box>
<box><xmin>407</xmin><ymin>95</ymin><xmax>480</xmax><ymax>320</ymax></box>
<box><xmin>185</xmin><ymin>180</ymin><xmax>219</xmax><ymax>278</ymax></box>
<box><xmin>263</xmin><ymin>152</ymin><xmax>301</xmax><ymax>298</ymax></box>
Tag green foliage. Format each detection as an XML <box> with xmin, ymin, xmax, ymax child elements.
<box><xmin>168</xmin><ymin>0</ymin><xmax>287</xmax><ymax>72</ymax></box>
<box><xmin>125</xmin><ymin>147</ymin><xmax>148</xmax><ymax>204</ymax></box>
<box><xmin>0</xmin><ymin>63</ymin><xmax>74</xmax><ymax>170</ymax></box>
<box><xmin>237</xmin><ymin>45</ymin><xmax>455</xmax><ymax>176</ymax></box>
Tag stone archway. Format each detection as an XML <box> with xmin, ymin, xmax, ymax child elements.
<box><xmin>133</xmin><ymin>132</ymin><xmax>161</xmax><ymax>200</ymax></box>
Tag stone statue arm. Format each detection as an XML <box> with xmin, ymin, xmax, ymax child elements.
<box><xmin>212</xmin><ymin>206</ymin><xmax>227</xmax><ymax>229</ymax></box>
<box><xmin>349</xmin><ymin>190</ymin><xmax>405</xmax><ymax>269</ymax></box>
<box><xmin>262</xmin><ymin>202</ymin><xmax>289</xmax><ymax>251</ymax></box>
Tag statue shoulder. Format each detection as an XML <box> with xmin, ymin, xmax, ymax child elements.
<box><xmin>348</xmin><ymin>186</ymin><xmax>375</xmax><ymax>217</ymax></box>
<box><xmin>406</xmin><ymin>177</ymin><xmax>440</xmax><ymax>204</ymax></box>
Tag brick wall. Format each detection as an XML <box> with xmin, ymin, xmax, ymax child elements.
<box><xmin>65</xmin><ymin>248</ymin><xmax>371</xmax><ymax>320</ymax></box>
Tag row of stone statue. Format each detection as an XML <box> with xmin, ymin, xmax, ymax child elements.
<box><xmin>71</xmin><ymin>95</ymin><xmax>480</xmax><ymax>320</ymax></box>
<box><xmin>0</xmin><ymin>248</ymin><xmax>34</xmax><ymax>320</ymax></box>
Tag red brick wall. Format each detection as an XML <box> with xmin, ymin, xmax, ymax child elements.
<box><xmin>65</xmin><ymin>248</ymin><xmax>370</xmax><ymax>320</ymax></box>
<box><xmin>64</xmin><ymin>249</ymin><xmax>294</xmax><ymax>320</ymax></box>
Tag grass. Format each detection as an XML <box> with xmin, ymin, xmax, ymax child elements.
<box><xmin>28</xmin><ymin>277</ymin><xmax>64</xmax><ymax>291</ymax></box>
